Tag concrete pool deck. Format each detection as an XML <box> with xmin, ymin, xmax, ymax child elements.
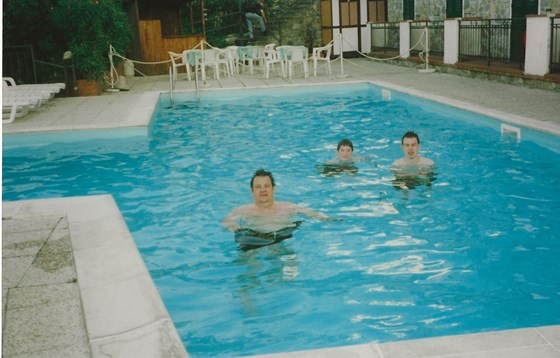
<box><xmin>2</xmin><ymin>58</ymin><xmax>560</xmax><ymax>357</ymax></box>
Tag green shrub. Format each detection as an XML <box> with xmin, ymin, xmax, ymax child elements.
<box><xmin>53</xmin><ymin>0</ymin><xmax>133</xmax><ymax>80</ymax></box>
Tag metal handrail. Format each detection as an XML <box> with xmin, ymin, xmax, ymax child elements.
<box><xmin>458</xmin><ymin>18</ymin><xmax>520</xmax><ymax>66</ymax></box>
<box><xmin>370</xmin><ymin>22</ymin><xmax>400</xmax><ymax>53</ymax></box>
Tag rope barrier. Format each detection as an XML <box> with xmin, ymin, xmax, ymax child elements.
<box><xmin>105</xmin><ymin>28</ymin><xmax>433</xmax><ymax>88</ymax></box>
<box><xmin>310</xmin><ymin>27</ymin><xmax>429</xmax><ymax>77</ymax></box>
<box><xmin>341</xmin><ymin>27</ymin><xmax>428</xmax><ymax>62</ymax></box>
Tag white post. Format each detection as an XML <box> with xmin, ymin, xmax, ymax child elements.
<box><xmin>400</xmin><ymin>20</ymin><xmax>411</xmax><ymax>58</ymax></box>
<box><xmin>424</xmin><ymin>27</ymin><xmax>429</xmax><ymax>70</ymax></box>
<box><xmin>340</xmin><ymin>32</ymin><xmax>345</xmax><ymax>75</ymax></box>
<box><xmin>418</xmin><ymin>27</ymin><xmax>436</xmax><ymax>73</ymax></box>
<box><xmin>106</xmin><ymin>45</ymin><xmax>119</xmax><ymax>92</ymax></box>
<box><xmin>444</xmin><ymin>18</ymin><xmax>460</xmax><ymax>64</ymax></box>
<box><xmin>524</xmin><ymin>14</ymin><xmax>552</xmax><ymax>76</ymax></box>
<box><xmin>337</xmin><ymin>32</ymin><xmax>351</xmax><ymax>79</ymax></box>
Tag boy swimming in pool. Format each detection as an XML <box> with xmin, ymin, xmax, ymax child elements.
<box><xmin>222</xmin><ymin>169</ymin><xmax>340</xmax><ymax>250</ymax></box>
<box><xmin>326</xmin><ymin>138</ymin><xmax>365</xmax><ymax>164</ymax></box>
<box><xmin>321</xmin><ymin>138</ymin><xmax>364</xmax><ymax>176</ymax></box>
<box><xmin>391</xmin><ymin>131</ymin><xmax>436</xmax><ymax>189</ymax></box>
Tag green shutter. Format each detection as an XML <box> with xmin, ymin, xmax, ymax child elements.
<box><xmin>446</xmin><ymin>0</ymin><xmax>462</xmax><ymax>18</ymax></box>
<box><xmin>403</xmin><ymin>0</ymin><xmax>414</xmax><ymax>20</ymax></box>
<box><xmin>511</xmin><ymin>0</ymin><xmax>538</xmax><ymax>19</ymax></box>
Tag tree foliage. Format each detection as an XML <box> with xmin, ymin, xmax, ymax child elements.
<box><xmin>53</xmin><ymin>0</ymin><xmax>133</xmax><ymax>80</ymax></box>
<box><xmin>3</xmin><ymin>0</ymin><xmax>133</xmax><ymax>80</ymax></box>
<box><xmin>3</xmin><ymin>0</ymin><xmax>61</xmax><ymax>60</ymax></box>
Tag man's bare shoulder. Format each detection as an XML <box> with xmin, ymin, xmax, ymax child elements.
<box><xmin>418</xmin><ymin>157</ymin><xmax>435</xmax><ymax>166</ymax></box>
<box><xmin>231</xmin><ymin>203</ymin><xmax>255</xmax><ymax>214</ymax></box>
<box><xmin>275</xmin><ymin>201</ymin><xmax>298</xmax><ymax>209</ymax></box>
<box><xmin>391</xmin><ymin>158</ymin><xmax>406</xmax><ymax>167</ymax></box>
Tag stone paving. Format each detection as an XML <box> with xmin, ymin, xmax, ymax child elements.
<box><xmin>2</xmin><ymin>215</ymin><xmax>90</xmax><ymax>357</ymax></box>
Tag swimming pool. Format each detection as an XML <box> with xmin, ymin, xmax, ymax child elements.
<box><xmin>3</xmin><ymin>83</ymin><xmax>560</xmax><ymax>357</ymax></box>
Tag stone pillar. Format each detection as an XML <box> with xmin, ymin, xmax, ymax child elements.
<box><xmin>444</xmin><ymin>18</ymin><xmax>460</xmax><ymax>64</ymax></box>
<box><xmin>524</xmin><ymin>14</ymin><xmax>552</xmax><ymax>76</ymax></box>
<box><xmin>400</xmin><ymin>21</ymin><xmax>411</xmax><ymax>58</ymax></box>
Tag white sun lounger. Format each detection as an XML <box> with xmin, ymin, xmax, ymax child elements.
<box><xmin>2</xmin><ymin>77</ymin><xmax>65</xmax><ymax>99</ymax></box>
<box><xmin>2</xmin><ymin>100</ymin><xmax>30</xmax><ymax>124</ymax></box>
<box><xmin>3</xmin><ymin>86</ymin><xmax>56</xmax><ymax>101</ymax></box>
<box><xmin>3</xmin><ymin>92</ymin><xmax>43</xmax><ymax>111</ymax></box>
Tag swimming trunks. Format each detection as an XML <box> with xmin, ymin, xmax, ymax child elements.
<box><xmin>234</xmin><ymin>221</ymin><xmax>303</xmax><ymax>251</ymax></box>
<box><xmin>317</xmin><ymin>163</ymin><xmax>358</xmax><ymax>176</ymax></box>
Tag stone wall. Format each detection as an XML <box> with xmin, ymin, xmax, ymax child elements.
<box><xmin>267</xmin><ymin>0</ymin><xmax>323</xmax><ymax>47</ymax></box>
<box><xmin>415</xmin><ymin>0</ymin><xmax>446</xmax><ymax>20</ymax></box>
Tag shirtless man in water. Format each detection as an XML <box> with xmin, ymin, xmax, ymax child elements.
<box><xmin>391</xmin><ymin>131</ymin><xmax>434</xmax><ymax>168</ymax></box>
<box><xmin>222</xmin><ymin>169</ymin><xmax>338</xmax><ymax>234</ymax></box>
<box><xmin>391</xmin><ymin>131</ymin><xmax>435</xmax><ymax>189</ymax></box>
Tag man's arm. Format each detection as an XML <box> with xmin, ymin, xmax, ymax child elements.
<box><xmin>296</xmin><ymin>204</ymin><xmax>342</xmax><ymax>222</ymax></box>
<box><xmin>221</xmin><ymin>207</ymin><xmax>244</xmax><ymax>231</ymax></box>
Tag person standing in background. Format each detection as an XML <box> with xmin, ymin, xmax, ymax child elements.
<box><xmin>244</xmin><ymin>0</ymin><xmax>267</xmax><ymax>42</ymax></box>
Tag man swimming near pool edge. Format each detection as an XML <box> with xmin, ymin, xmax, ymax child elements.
<box><xmin>391</xmin><ymin>131</ymin><xmax>436</xmax><ymax>189</ymax></box>
<box><xmin>392</xmin><ymin>131</ymin><xmax>434</xmax><ymax>169</ymax></box>
<box><xmin>221</xmin><ymin>169</ymin><xmax>341</xmax><ymax>249</ymax></box>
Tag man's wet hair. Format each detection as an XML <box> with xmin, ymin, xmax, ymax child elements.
<box><xmin>401</xmin><ymin>131</ymin><xmax>420</xmax><ymax>145</ymax></box>
<box><xmin>250</xmin><ymin>169</ymin><xmax>275</xmax><ymax>189</ymax></box>
<box><xmin>337</xmin><ymin>138</ymin><xmax>354</xmax><ymax>151</ymax></box>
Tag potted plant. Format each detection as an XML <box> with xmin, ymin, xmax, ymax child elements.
<box><xmin>54</xmin><ymin>0</ymin><xmax>132</xmax><ymax>96</ymax></box>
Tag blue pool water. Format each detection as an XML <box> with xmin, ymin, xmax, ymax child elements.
<box><xmin>3</xmin><ymin>83</ymin><xmax>560</xmax><ymax>357</ymax></box>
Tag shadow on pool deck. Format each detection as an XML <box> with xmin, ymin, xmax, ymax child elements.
<box><xmin>2</xmin><ymin>58</ymin><xmax>560</xmax><ymax>357</ymax></box>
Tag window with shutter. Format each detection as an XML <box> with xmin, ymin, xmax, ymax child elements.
<box><xmin>403</xmin><ymin>0</ymin><xmax>414</xmax><ymax>21</ymax></box>
<box><xmin>446</xmin><ymin>0</ymin><xmax>462</xmax><ymax>18</ymax></box>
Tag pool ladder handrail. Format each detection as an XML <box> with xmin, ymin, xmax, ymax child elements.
<box><xmin>168</xmin><ymin>62</ymin><xmax>201</xmax><ymax>107</ymax></box>
<box><xmin>194</xmin><ymin>60</ymin><xmax>200</xmax><ymax>105</ymax></box>
<box><xmin>168</xmin><ymin>67</ymin><xmax>174</xmax><ymax>107</ymax></box>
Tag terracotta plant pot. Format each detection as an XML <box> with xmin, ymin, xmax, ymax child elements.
<box><xmin>76</xmin><ymin>79</ymin><xmax>102</xmax><ymax>96</ymax></box>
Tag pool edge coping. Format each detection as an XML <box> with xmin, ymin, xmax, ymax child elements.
<box><xmin>367</xmin><ymin>80</ymin><xmax>560</xmax><ymax>137</ymax></box>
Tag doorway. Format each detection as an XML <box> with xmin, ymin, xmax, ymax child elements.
<box><xmin>510</xmin><ymin>0</ymin><xmax>538</xmax><ymax>63</ymax></box>
<box><xmin>321</xmin><ymin>0</ymin><xmax>387</xmax><ymax>56</ymax></box>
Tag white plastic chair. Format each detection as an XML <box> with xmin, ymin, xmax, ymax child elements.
<box><xmin>239</xmin><ymin>46</ymin><xmax>265</xmax><ymax>75</ymax></box>
<box><xmin>310</xmin><ymin>42</ymin><xmax>333</xmax><ymax>77</ymax></box>
<box><xmin>262</xmin><ymin>44</ymin><xmax>284</xmax><ymax>79</ymax></box>
<box><xmin>200</xmin><ymin>48</ymin><xmax>230</xmax><ymax>80</ymax></box>
<box><xmin>215</xmin><ymin>48</ymin><xmax>232</xmax><ymax>78</ymax></box>
<box><xmin>226</xmin><ymin>46</ymin><xmax>240</xmax><ymax>75</ymax></box>
<box><xmin>168</xmin><ymin>51</ymin><xmax>189</xmax><ymax>81</ymax></box>
<box><xmin>278</xmin><ymin>46</ymin><xmax>309</xmax><ymax>79</ymax></box>
<box><xmin>184</xmin><ymin>50</ymin><xmax>204</xmax><ymax>81</ymax></box>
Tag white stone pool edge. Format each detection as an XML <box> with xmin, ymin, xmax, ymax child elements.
<box><xmin>369</xmin><ymin>80</ymin><xmax>560</xmax><ymax>137</ymax></box>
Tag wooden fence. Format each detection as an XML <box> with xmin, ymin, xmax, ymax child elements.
<box><xmin>137</xmin><ymin>20</ymin><xmax>205</xmax><ymax>75</ymax></box>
